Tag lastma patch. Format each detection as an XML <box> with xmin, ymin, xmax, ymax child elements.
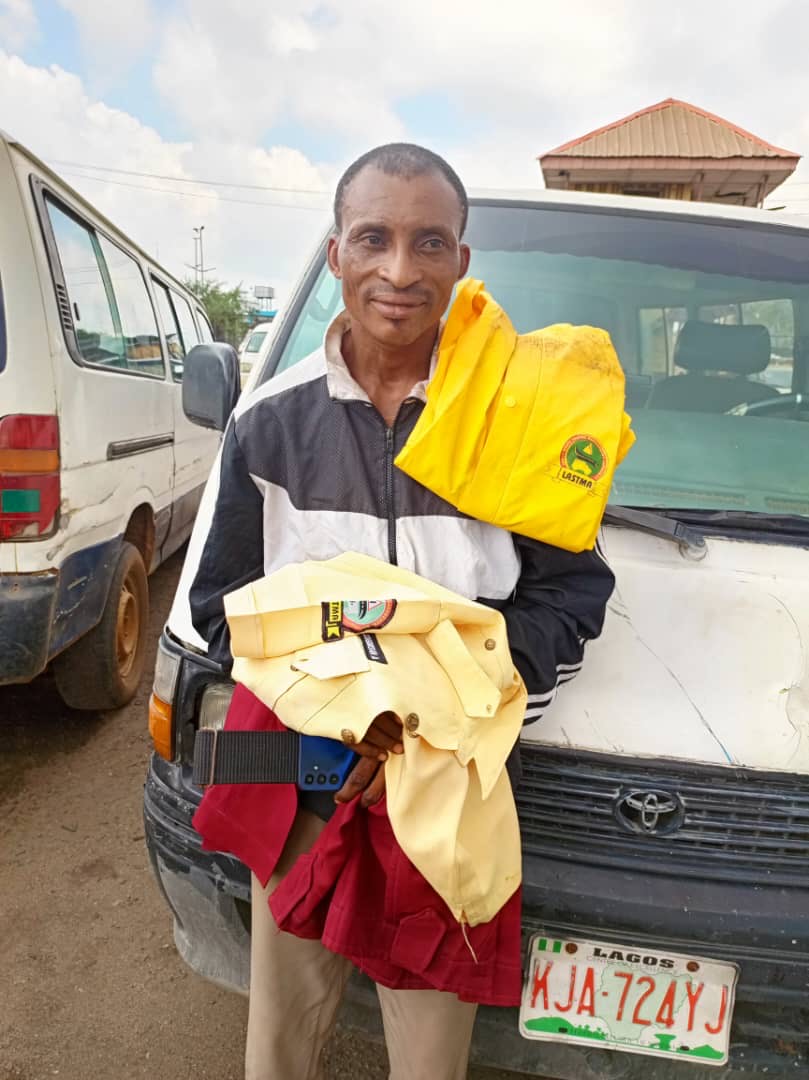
<box><xmin>321</xmin><ymin>599</ymin><xmax>398</xmax><ymax>641</ymax></box>
<box><xmin>558</xmin><ymin>435</ymin><xmax>608</xmax><ymax>490</ymax></box>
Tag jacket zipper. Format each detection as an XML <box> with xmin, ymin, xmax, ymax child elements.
<box><xmin>384</xmin><ymin>425</ymin><xmax>398</xmax><ymax>565</ymax></box>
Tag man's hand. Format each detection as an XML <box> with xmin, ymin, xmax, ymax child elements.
<box><xmin>334</xmin><ymin>711</ymin><xmax>403</xmax><ymax>807</ymax></box>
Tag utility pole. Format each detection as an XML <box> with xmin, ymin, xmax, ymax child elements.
<box><xmin>193</xmin><ymin>225</ymin><xmax>215</xmax><ymax>285</ymax></box>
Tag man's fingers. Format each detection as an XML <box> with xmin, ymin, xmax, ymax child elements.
<box><xmin>334</xmin><ymin>756</ymin><xmax>379</xmax><ymax>803</ymax></box>
<box><xmin>373</xmin><ymin>711</ymin><xmax>404</xmax><ymax>751</ymax></box>
<box><xmin>349</xmin><ymin>739</ymin><xmax>390</xmax><ymax>760</ymax></box>
<box><xmin>361</xmin><ymin>765</ymin><xmax>387</xmax><ymax>808</ymax></box>
<box><xmin>339</xmin><ymin>713</ymin><xmax>405</xmax><ymax>759</ymax></box>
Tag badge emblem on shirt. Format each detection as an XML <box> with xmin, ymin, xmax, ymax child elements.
<box><xmin>321</xmin><ymin>599</ymin><xmax>398</xmax><ymax>641</ymax></box>
<box><xmin>558</xmin><ymin>435</ymin><xmax>608</xmax><ymax>490</ymax></box>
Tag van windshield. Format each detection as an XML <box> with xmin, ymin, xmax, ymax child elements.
<box><xmin>271</xmin><ymin>201</ymin><xmax>809</xmax><ymax>522</ymax></box>
<box><xmin>245</xmin><ymin>331</ymin><xmax>268</xmax><ymax>353</ymax></box>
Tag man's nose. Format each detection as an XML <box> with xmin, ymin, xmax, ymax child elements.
<box><xmin>378</xmin><ymin>243</ymin><xmax>421</xmax><ymax>290</ymax></box>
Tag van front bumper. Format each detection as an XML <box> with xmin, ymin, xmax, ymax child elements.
<box><xmin>144</xmin><ymin>751</ymin><xmax>809</xmax><ymax>1078</ymax></box>
<box><xmin>0</xmin><ymin>570</ymin><xmax>58</xmax><ymax>683</ymax></box>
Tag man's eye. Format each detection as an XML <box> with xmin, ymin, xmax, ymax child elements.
<box><xmin>362</xmin><ymin>234</ymin><xmax>383</xmax><ymax>246</ymax></box>
<box><xmin>423</xmin><ymin>237</ymin><xmax>446</xmax><ymax>250</ymax></box>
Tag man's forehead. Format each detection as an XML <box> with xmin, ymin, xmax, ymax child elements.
<box><xmin>340</xmin><ymin>167</ymin><xmax>463</xmax><ymax>231</ymax></box>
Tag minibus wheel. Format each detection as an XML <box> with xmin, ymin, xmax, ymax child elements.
<box><xmin>53</xmin><ymin>542</ymin><xmax>149</xmax><ymax>711</ymax></box>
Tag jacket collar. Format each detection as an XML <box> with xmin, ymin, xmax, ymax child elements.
<box><xmin>323</xmin><ymin>310</ymin><xmax>441</xmax><ymax>405</ymax></box>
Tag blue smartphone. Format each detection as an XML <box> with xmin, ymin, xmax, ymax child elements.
<box><xmin>298</xmin><ymin>735</ymin><xmax>358</xmax><ymax>791</ymax></box>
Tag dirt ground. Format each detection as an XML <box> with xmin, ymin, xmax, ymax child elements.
<box><xmin>0</xmin><ymin>552</ymin><xmax>524</xmax><ymax>1080</ymax></box>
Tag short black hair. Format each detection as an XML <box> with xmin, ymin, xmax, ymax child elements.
<box><xmin>333</xmin><ymin>143</ymin><xmax>469</xmax><ymax>237</ymax></box>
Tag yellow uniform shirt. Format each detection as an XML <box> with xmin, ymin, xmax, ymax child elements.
<box><xmin>224</xmin><ymin>552</ymin><xmax>526</xmax><ymax>926</ymax></box>
<box><xmin>395</xmin><ymin>278</ymin><xmax>635</xmax><ymax>552</ymax></box>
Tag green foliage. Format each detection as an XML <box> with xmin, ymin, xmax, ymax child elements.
<box><xmin>185</xmin><ymin>279</ymin><xmax>249</xmax><ymax>346</ymax></box>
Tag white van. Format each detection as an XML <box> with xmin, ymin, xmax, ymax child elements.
<box><xmin>145</xmin><ymin>190</ymin><xmax>809</xmax><ymax>1078</ymax></box>
<box><xmin>237</xmin><ymin>320</ymin><xmax>276</xmax><ymax>383</ymax></box>
<box><xmin>0</xmin><ymin>132</ymin><xmax>221</xmax><ymax>709</ymax></box>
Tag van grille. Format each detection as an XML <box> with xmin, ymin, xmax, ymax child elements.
<box><xmin>54</xmin><ymin>282</ymin><xmax>74</xmax><ymax>333</ymax></box>
<box><xmin>516</xmin><ymin>746</ymin><xmax>809</xmax><ymax>885</ymax></box>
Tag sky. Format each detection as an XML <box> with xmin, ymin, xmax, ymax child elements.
<box><xmin>2</xmin><ymin>0</ymin><xmax>809</xmax><ymax>303</ymax></box>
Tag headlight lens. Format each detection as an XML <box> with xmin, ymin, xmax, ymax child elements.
<box><xmin>149</xmin><ymin>639</ymin><xmax>182</xmax><ymax>760</ymax></box>
<box><xmin>153</xmin><ymin>640</ymin><xmax>181</xmax><ymax>703</ymax></box>
<box><xmin>199</xmin><ymin>681</ymin><xmax>235</xmax><ymax>731</ymax></box>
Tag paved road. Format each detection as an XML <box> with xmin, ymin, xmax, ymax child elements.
<box><xmin>1</xmin><ymin>552</ymin><xmax>528</xmax><ymax>1080</ymax></box>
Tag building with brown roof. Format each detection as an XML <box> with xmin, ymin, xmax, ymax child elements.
<box><xmin>539</xmin><ymin>98</ymin><xmax>800</xmax><ymax>207</ymax></box>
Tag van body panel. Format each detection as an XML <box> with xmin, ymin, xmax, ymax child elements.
<box><xmin>525</xmin><ymin>529</ymin><xmax>809</xmax><ymax>774</ymax></box>
<box><xmin>0</xmin><ymin>140</ymin><xmax>55</xmax><ymax>410</ymax></box>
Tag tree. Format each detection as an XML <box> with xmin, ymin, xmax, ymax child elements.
<box><xmin>185</xmin><ymin>279</ymin><xmax>249</xmax><ymax>347</ymax></box>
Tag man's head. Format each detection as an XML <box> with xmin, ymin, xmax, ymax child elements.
<box><xmin>328</xmin><ymin>143</ymin><xmax>471</xmax><ymax>350</ymax></box>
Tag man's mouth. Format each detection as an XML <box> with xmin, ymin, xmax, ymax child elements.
<box><xmin>369</xmin><ymin>296</ymin><xmax>426</xmax><ymax>319</ymax></box>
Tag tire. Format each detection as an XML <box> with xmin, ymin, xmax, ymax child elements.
<box><xmin>54</xmin><ymin>541</ymin><xmax>149</xmax><ymax>711</ymax></box>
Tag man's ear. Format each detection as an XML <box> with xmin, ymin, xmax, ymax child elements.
<box><xmin>458</xmin><ymin>242</ymin><xmax>471</xmax><ymax>280</ymax></box>
<box><xmin>327</xmin><ymin>233</ymin><xmax>342</xmax><ymax>279</ymax></box>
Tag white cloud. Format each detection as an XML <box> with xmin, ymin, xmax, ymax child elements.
<box><xmin>144</xmin><ymin>0</ymin><xmax>809</xmax><ymax>211</ymax></box>
<box><xmin>57</xmin><ymin>0</ymin><xmax>155</xmax><ymax>61</ymax></box>
<box><xmin>0</xmin><ymin>0</ymin><xmax>37</xmax><ymax>50</ymax></box>
<box><xmin>0</xmin><ymin>51</ymin><xmax>331</xmax><ymax>299</ymax></box>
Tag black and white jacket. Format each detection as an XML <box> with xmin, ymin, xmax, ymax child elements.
<box><xmin>190</xmin><ymin>314</ymin><xmax>615</xmax><ymax>728</ymax></box>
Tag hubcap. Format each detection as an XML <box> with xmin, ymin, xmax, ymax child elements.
<box><xmin>116</xmin><ymin>571</ymin><xmax>140</xmax><ymax>679</ymax></box>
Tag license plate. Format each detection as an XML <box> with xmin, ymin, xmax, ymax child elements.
<box><xmin>519</xmin><ymin>934</ymin><xmax>739</xmax><ymax>1067</ymax></box>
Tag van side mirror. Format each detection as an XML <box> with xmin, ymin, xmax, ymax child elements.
<box><xmin>182</xmin><ymin>343</ymin><xmax>240</xmax><ymax>432</ymax></box>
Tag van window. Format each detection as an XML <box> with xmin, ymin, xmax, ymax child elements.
<box><xmin>245</xmin><ymin>330</ymin><xmax>268</xmax><ymax>353</ymax></box>
<box><xmin>197</xmin><ymin>311</ymin><xmax>214</xmax><ymax>343</ymax></box>
<box><xmin>47</xmin><ymin>201</ymin><xmax>126</xmax><ymax>368</ymax></box>
<box><xmin>171</xmin><ymin>291</ymin><xmax>200</xmax><ymax>370</ymax></box>
<box><xmin>47</xmin><ymin>200</ymin><xmax>164</xmax><ymax>377</ymax></box>
<box><xmin>97</xmin><ymin>236</ymin><xmax>164</xmax><ymax>378</ymax></box>
<box><xmin>152</xmin><ymin>279</ymin><xmax>185</xmax><ymax>382</ymax></box>
<box><xmin>274</xmin><ymin>264</ymin><xmax>344</xmax><ymax>374</ymax></box>
<box><xmin>638</xmin><ymin>307</ymin><xmax>687</xmax><ymax>375</ymax></box>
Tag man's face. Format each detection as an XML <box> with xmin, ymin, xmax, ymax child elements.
<box><xmin>327</xmin><ymin>167</ymin><xmax>471</xmax><ymax>348</ymax></box>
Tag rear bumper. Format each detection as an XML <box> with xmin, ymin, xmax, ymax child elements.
<box><xmin>0</xmin><ymin>570</ymin><xmax>58</xmax><ymax>683</ymax></box>
<box><xmin>0</xmin><ymin>537</ymin><xmax>121</xmax><ymax>685</ymax></box>
<box><xmin>144</xmin><ymin>753</ymin><xmax>809</xmax><ymax>1077</ymax></box>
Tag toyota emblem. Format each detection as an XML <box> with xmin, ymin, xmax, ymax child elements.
<box><xmin>613</xmin><ymin>789</ymin><xmax>685</xmax><ymax>836</ymax></box>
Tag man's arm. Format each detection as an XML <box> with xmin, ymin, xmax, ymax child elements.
<box><xmin>502</xmin><ymin>534</ymin><xmax>615</xmax><ymax>723</ymax></box>
<box><xmin>189</xmin><ymin>421</ymin><xmax>265</xmax><ymax>670</ymax></box>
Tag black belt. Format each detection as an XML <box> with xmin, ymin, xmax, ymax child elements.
<box><xmin>193</xmin><ymin>729</ymin><xmax>357</xmax><ymax>791</ymax></box>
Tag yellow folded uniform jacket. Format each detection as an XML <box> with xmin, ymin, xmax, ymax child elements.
<box><xmin>225</xmin><ymin>551</ymin><xmax>527</xmax><ymax>926</ymax></box>
<box><xmin>395</xmin><ymin>278</ymin><xmax>636</xmax><ymax>553</ymax></box>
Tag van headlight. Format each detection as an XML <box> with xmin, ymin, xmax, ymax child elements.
<box><xmin>198</xmin><ymin>682</ymin><xmax>235</xmax><ymax>731</ymax></box>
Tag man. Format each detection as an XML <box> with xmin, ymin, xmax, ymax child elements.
<box><xmin>190</xmin><ymin>143</ymin><xmax>614</xmax><ymax>1080</ymax></box>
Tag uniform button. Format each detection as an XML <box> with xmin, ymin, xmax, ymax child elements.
<box><xmin>484</xmin><ymin>638</ymin><xmax>496</xmax><ymax>651</ymax></box>
<box><xmin>504</xmin><ymin>395</ymin><xmax>517</xmax><ymax>408</ymax></box>
<box><xmin>340</xmin><ymin>728</ymin><xmax>356</xmax><ymax>745</ymax></box>
<box><xmin>404</xmin><ymin>712</ymin><xmax>420</xmax><ymax>736</ymax></box>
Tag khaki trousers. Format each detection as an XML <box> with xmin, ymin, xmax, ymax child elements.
<box><xmin>245</xmin><ymin>810</ymin><xmax>479</xmax><ymax>1080</ymax></box>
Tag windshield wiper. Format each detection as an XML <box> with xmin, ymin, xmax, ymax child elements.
<box><xmin>603</xmin><ymin>505</ymin><xmax>707</xmax><ymax>559</ymax></box>
<box><xmin>671</xmin><ymin>510</ymin><xmax>809</xmax><ymax>544</ymax></box>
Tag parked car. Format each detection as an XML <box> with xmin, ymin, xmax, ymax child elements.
<box><xmin>0</xmin><ymin>130</ymin><xmax>221</xmax><ymax>709</ymax></box>
<box><xmin>237</xmin><ymin>320</ymin><xmax>275</xmax><ymax>383</ymax></box>
<box><xmin>144</xmin><ymin>189</ymin><xmax>809</xmax><ymax>1077</ymax></box>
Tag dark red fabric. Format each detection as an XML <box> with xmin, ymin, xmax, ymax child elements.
<box><xmin>192</xmin><ymin>684</ymin><xmax>523</xmax><ymax>1007</ymax></box>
